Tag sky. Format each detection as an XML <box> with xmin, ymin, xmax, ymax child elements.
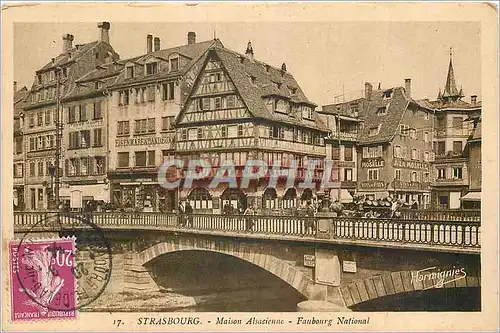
<box><xmin>14</xmin><ymin>21</ymin><xmax>481</xmax><ymax>108</ymax></box>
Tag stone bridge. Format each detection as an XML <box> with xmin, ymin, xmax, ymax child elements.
<box><xmin>13</xmin><ymin>211</ymin><xmax>481</xmax><ymax>310</ymax></box>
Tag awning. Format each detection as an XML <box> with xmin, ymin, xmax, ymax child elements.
<box><xmin>460</xmin><ymin>192</ymin><xmax>481</xmax><ymax>202</ymax></box>
<box><xmin>340</xmin><ymin>189</ymin><xmax>353</xmax><ymax>203</ymax></box>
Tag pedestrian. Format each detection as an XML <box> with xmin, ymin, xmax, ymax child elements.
<box><xmin>178</xmin><ymin>201</ymin><xmax>185</xmax><ymax>226</ymax></box>
<box><xmin>244</xmin><ymin>206</ymin><xmax>255</xmax><ymax>231</ymax></box>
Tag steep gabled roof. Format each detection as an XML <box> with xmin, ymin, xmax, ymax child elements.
<box><xmin>357</xmin><ymin>86</ymin><xmax>410</xmax><ymax>144</ymax></box>
<box><xmin>38</xmin><ymin>41</ymin><xmax>100</xmax><ymax>72</ymax></box>
<box><xmin>213</xmin><ymin>47</ymin><xmax>326</xmax><ymax>131</ymax></box>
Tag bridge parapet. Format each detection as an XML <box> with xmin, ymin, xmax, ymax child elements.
<box><xmin>13</xmin><ymin>211</ymin><xmax>480</xmax><ymax>254</ymax></box>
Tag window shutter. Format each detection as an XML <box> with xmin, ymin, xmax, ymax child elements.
<box><xmin>363</xmin><ymin>147</ymin><xmax>368</xmax><ymax>158</ymax></box>
<box><xmin>65</xmin><ymin>159</ymin><xmax>69</xmax><ymax>176</ymax></box>
<box><xmin>377</xmin><ymin>146</ymin><xmax>383</xmax><ymax>157</ymax></box>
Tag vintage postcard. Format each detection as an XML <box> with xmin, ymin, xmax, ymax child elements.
<box><xmin>2</xmin><ymin>2</ymin><xmax>499</xmax><ymax>332</ymax></box>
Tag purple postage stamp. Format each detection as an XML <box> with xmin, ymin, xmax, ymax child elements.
<box><xmin>9</xmin><ymin>238</ymin><xmax>77</xmax><ymax>322</ymax></box>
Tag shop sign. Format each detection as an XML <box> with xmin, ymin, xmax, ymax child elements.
<box><xmin>361</xmin><ymin>159</ymin><xmax>385</xmax><ymax>168</ymax></box>
<box><xmin>393</xmin><ymin>158</ymin><xmax>430</xmax><ymax>170</ymax></box>
<box><xmin>332</xmin><ymin>160</ymin><xmax>356</xmax><ymax>168</ymax></box>
<box><xmin>360</xmin><ymin>181</ymin><xmax>386</xmax><ymax>189</ymax></box>
<box><xmin>303</xmin><ymin>254</ymin><xmax>316</xmax><ymax>267</ymax></box>
<box><xmin>115</xmin><ymin>136</ymin><xmax>172</xmax><ymax>147</ymax></box>
<box><xmin>342</xmin><ymin>260</ymin><xmax>357</xmax><ymax>273</ymax></box>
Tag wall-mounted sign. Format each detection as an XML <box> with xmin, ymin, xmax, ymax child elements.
<box><xmin>361</xmin><ymin>159</ymin><xmax>385</xmax><ymax>168</ymax></box>
<box><xmin>343</xmin><ymin>260</ymin><xmax>357</xmax><ymax>273</ymax></box>
<box><xmin>115</xmin><ymin>136</ymin><xmax>172</xmax><ymax>147</ymax></box>
<box><xmin>303</xmin><ymin>254</ymin><xmax>315</xmax><ymax>267</ymax></box>
<box><xmin>360</xmin><ymin>181</ymin><xmax>386</xmax><ymax>189</ymax></box>
<box><xmin>314</xmin><ymin>250</ymin><xmax>340</xmax><ymax>286</ymax></box>
<box><xmin>393</xmin><ymin>158</ymin><xmax>430</xmax><ymax>170</ymax></box>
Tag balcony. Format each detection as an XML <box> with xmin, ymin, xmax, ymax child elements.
<box><xmin>435</xmin><ymin>151</ymin><xmax>465</xmax><ymax>161</ymax></box>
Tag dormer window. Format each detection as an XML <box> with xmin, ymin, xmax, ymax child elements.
<box><xmin>288</xmin><ymin>86</ymin><xmax>297</xmax><ymax>95</ymax></box>
<box><xmin>170</xmin><ymin>58</ymin><xmax>179</xmax><ymax>72</ymax></box>
<box><xmin>146</xmin><ymin>62</ymin><xmax>158</xmax><ymax>75</ymax></box>
<box><xmin>126</xmin><ymin>66</ymin><xmax>134</xmax><ymax>79</ymax></box>
<box><xmin>266</xmin><ymin>65</ymin><xmax>270</xmax><ymax>73</ymax></box>
<box><xmin>383</xmin><ymin>90</ymin><xmax>393</xmax><ymax>99</ymax></box>
<box><xmin>376</xmin><ymin>106</ymin><xmax>387</xmax><ymax>115</ymax></box>
<box><xmin>94</xmin><ymin>81</ymin><xmax>101</xmax><ymax>90</ymax></box>
<box><xmin>369</xmin><ymin>124</ymin><xmax>381</xmax><ymax>137</ymax></box>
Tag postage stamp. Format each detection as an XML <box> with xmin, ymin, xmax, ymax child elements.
<box><xmin>10</xmin><ymin>238</ymin><xmax>77</xmax><ymax>322</ymax></box>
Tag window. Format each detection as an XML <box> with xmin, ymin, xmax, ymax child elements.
<box><xmin>29</xmin><ymin>162</ymin><xmax>35</xmax><ymax>176</ymax></box>
<box><xmin>424</xmin><ymin>112</ymin><xmax>429</xmax><ymax>120</ymax></box>
<box><xmin>93</xmin><ymin>128</ymin><xmax>103</xmax><ymax>147</ymax></box>
<box><xmin>117</xmin><ymin>152</ymin><xmax>129</xmax><ymax>168</ymax></box>
<box><xmin>37</xmin><ymin>161</ymin><xmax>44</xmax><ymax>176</ymax></box>
<box><xmin>411</xmin><ymin>171</ymin><xmax>417</xmax><ymax>182</ymax></box>
<box><xmin>80</xmin><ymin>130</ymin><xmax>90</xmax><ymax>148</ymax></box>
<box><xmin>423</xmin><ymin>172</ymin><xmax>430</xmax><ymax>183</ymax></box>
<box><xmin>368</xmin><ymin>169</ymin><xmax>379</xmax><ymax>180</ymax></box>
<box><xmin>369</xmin><ymin>125</ymin><xmax>380</xmax><ymax>137</ymax></box>
<box><xmin>437</xmin><ymin>141</ymin><xmax>446</xmax><ymax>155</ymax></box>
<box><xmin>162</xmin><ymin>82</ymin><xmax>175</xmax><ymax>101</ymax></box>
<box><xmin>94</xmin><ymin>81</ymin><xmax>101</xmax><ymax>90</ymax></box>
<box><xmin>452</xmin><ymin>117</ymin><xmax>463</xmax><ymax>130</ymax></box>
<box><xmin>181</xmin><ymin>129</ymin><xmax>187</xmax><ymax>141</ymax></box>
<box><xmin>221</xmin><ymin>126</ymin><xmax>228</xmax><ymax>138</ymax></box>
<box><xmin>400</xmin><ymin>124</ymin><xmax>409</xmax><ymax>136</ymax></box>
<box><xmin>424</xmin><ymin>131</ymin><xmax>430</xmax><ymax>143</ymax></box>
<box><xmin>147</xmin><ymin>151</ymin><xmax>155</xmax><ymax>166</ymax></box>
<box><xmin>135</xmin><ymin>151</ymin><xmax>146</xmax><ymax>167</ymax></box>
<box><xmin>197</xmin><ymin>128</ymin><xmax>203</xmax><ymax>140</ymax></box>
<box><xmin>409</xmin><ymin>128</ymin><xmax>417</xmax><ymax>139</ymax></box>
<box><xmin>79</xmin><ymin>105</ymin><xmax>88</xmax><ymax>122</ymax></box>
<box><xmin>45</xmin><ymin>110</ymin><xmax>51</xmax><ymax>125</ymax></box>
<box><xmin>393</xmin><ymin>145</ymin><xmax>402</xmax><ymax>158</ymax></box>
<box><xmin>117</xmin><ymin>121</ymin><xmax>130</xmax><ymax>136</ymax></box>
<box><xmin>453</xmin><ymin>167</ymin><xmax>463</xmax><ymax>179</ymax></box>
<box><xmin>344</xmin><ymin>146</ymin><xmax>353</xmax><ymax>161</ymax></box>
<box><xmin>170</xmin><ymin>58</ymin><xmax>179</xmax><ymax>72</ymax></box>
<box><xmin>37</xmin><ymin>112</ymin><xmax>43</xmax><ymax>126</ymax></box>
<box><xmin>237</xmin><ymin>124</ymin><xmax>244</xmax><ymax>137</ymax></box>
<box><xmin>424</xmin><ymin>151</ymin><xmax>429</xmax><ymax>162</ymax></box>
<box><xmin>134</xmin><ymin>118</ymin><xmax>155</xmax><ymax>135</ymax></box>
<box><xmin>411</xmin><ymin>149</ymin><xmax>418</xmax><ymax>160</ymax></box>
<box><xmin>344</xmin><ymin>168</ymin><xmax>353</xmax><ymax>181</ymax></box>
<box><xmin>147</xmin><ymin>118</ymin><xmax>155</xmax><ymax>133</ymax></box>
<box><xmin>383</xmin><ymin>90</ymin><xmax>393</xmax><ymax>98</ymax></box>
<box><xmin>93</xmin><ymin>101</ymin><xmax>102</xmax><ymax>119</ymax></box>
<box><xmin>14</xmin><ymin>164</ymin><xmax>23</xmax><ymax>178</ymax></box>
<box><xmin>214</xmin><ymin>97</ymin><xmax>222</xmax><ymax>109</ymax></box>
<box><xmin>453</xmin><ymin>141</ymin><xmax>463</xmax><ymax>154</ymax></box>
<box><xmin>126</xmin><ymin>66</ymin><xmax>134</xmax><ymax>78</ymax></box>
<box><xmin>29</xmin><ymin>137</ymin><xmax>35</xmax><ymax>151</ymax></box>
<box><xmin>147</xmin><ymin>86</ymin><xmax>155</xmax><ymax>102</ymax></box>
<box><xmin>270</xmin><ymin>126</ymin><xmax>280</xmax><ymax>139</ymax></box>
<box><xmin>29</xmin><ymin>114</ymin><xmax>35</xmax><ymax>127</ymax></box>
<box><xmin>15</xmin><ymin>137</ymin><xmax>23</xmax><ymax>154</ymax></box>
<box><xmin>37</xmin><ymin>137</ymin><xmax>44</xmax><ymax>150</ymax></box>
<box><xmin>119</xmin><ymin>90</ymin><xmax>130</xmax><ymax>105</ymax></box>
<box><xmin>202</xmin><ymin>98</ymin><xmax>210</xmax><ymax>110</ymax></box>
<box><xmin>161</xmin><ymin>116</ymin><xmax>174</xmax><ymax>131</ymax></box>
<box><xmin>227</xmin><ymin>95</ymin><xmax>236</xmax><ymax>108</ymax></box>
<box><xmin>350</xmin><ymin>103</ymin><xmax>359</xmax><ymax>115</ymax></box>
<box><xmin>437</xmin><ymin>168</ymin><xmax>446</xmax><ymax>179</ymax></box>
<box><xmin>395</xmin><ymin>169</ymin><xmax>401</xmax><ymax>180</ymax></box>
<box><xmin>146</xmin><ymin>62</ymin><xmax>158</xmax><ymax>75</ymax></box>
<box><xmin>376</xmin><ymin>106</ymin><xmax>387</xmax><ymax>115</ymax></box>
<box><xmin>362</xmin><ymin>146</ymin><xmax>383</xmax><ymax>158</ymax></box>
<box><xmin>80</xmin><ymin>158</ymin><xmax>88</xmax><ymax>175</ymax></box>
<box><xmin>95</xmin><ymin>156</ymin><xmax>105</xmax><ymax>174</ymax></box>
<box><xmin>47</xmin><ymin>135</ymin><xmax>54</xmax><ymax>149</ymax></box>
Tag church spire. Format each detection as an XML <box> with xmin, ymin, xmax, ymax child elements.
<box><xmin>440</xmin><ymin>47</ymin><xmax>461</xmax><ymax>101</ymax></box>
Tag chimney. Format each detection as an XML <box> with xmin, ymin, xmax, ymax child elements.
<box><xmin>154</xmin><ymin>37</ymin><xmax>160</xmax><ymax>51</ymax></box>
<box><xmin>281</xmin><ymin>63</ymin><xmax>287</xmax><ymax>72</ymax></box>
<box><xmin>471</xmin><ymin>95</ymin><xmax>477</xmax><ymax>106</ymax></box>
<box><xmin>364</xmin><ymin>82</ymin><xmax>373</xmax><ymax>100</ymax></box>
<box><xmin>62</xmin><ymin>34</ymin><xmax>74</xmax><ymax>52</ymax></box>
<box><xmin>405</xmin><ymin>78</ymin><xmax>412</xmax><ymax>98</ymax></box>
<box><xmin>146</xmin><ymin>34</ymin><xmax>153</xmax><ymax>53</ymax></box>
<box><xmin>13</xmin><ymin>81</ymin><xmax>17</xmax><ymax>93</ymax></box>
<box><xmin>188</xmin><ymin>31</ymin><xmax>196</xmax><ymax>45</ymax></box>
<box><xmin>97</xmin><ymin>22</ymin><xmax>110</xmax><ymax>44</ymax></box>
<box><xmin>245</xmin><ymin>41</ymin><xmax>254</xmax><ymax>62</ymax></box>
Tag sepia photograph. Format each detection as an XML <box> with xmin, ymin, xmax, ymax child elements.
<box><xmin>2</xmin><ymin>2</ymin><xmax>498</xmax><ymax>332</ymax></box>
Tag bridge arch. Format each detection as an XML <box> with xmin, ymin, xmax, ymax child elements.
<box><xmin>138</xmin><ymin>239</ymin><xmax>315</xmax><ymax>298</ymax></box>
<box><xmin>338</xmin><ymin>270</ymin><xmax>481</xmax><ymax>309</ymax></box>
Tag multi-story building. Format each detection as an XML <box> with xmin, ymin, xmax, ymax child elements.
<box><xmin>461</xmin><ymin>116</ymin><xmax>481</xmax><ymax>209</ymax></box>
<box><xmin>319</xmin><ymin>96</ymin><xmax>363</xmax><ymax>202</ymax></box>
<box><xmin>331</xmin><ymin>80</ymin><xmax>434</xmax><ymax>207</ymax></box>
<box><xmin>428</xmin><ymin>54</ymin><xmax>481</xmax><ymax>209</ymax></box>
<box><xmin>174</xmin><ymin>43</ymin><xmax>329</xmax><ymax>213</ymax></box>
<box><xmin>21</xmin><ymin>22</ymin><xmax>119</xmax><ymax>210</ymax></box>
<box><xmin>107</xmin><ymin>33</ymin><xmax>221</xmax><ymax>212</ymax></box>
<box><xmin>13</xmin><ymin>82</ymin><xmax>28</xmax><ymax>210</ymax></box>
